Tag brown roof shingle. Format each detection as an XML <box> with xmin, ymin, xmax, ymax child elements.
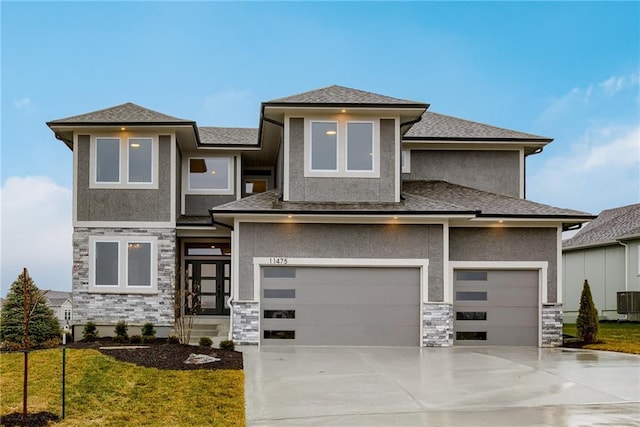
<box><xmin>198</xmin><ymin>127</ymin><xmax>258</xmax><ymax>146</ymax></box>
<box><xmin>563</xmin><ymin>203</ymin><xmax>640</xmax><ymax>249</ymax></box>
<box><xmin>266</xmin><ymin>85</ymin><xmax>427</xmax><ymax>107</ymax></box>
<box><xmin>47</xmin><ymin>102</ymin><xmax>193</xmax><ymax>124</ymax></box>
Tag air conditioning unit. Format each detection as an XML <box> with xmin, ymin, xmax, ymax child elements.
<box><xmin>617</xmin><ymin>291</ymin><xmax>640</xmax><ymax>314</ymax></box>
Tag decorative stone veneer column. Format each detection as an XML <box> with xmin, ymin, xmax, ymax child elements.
<box><xmin>541</xmin><ymin>303</ymin><xmax>563</xmax><ymax>347</ymax></box>
<box><xmin>72</xmin><ymin>227</ymin><xmax>176</xmax><ymax>328</ymax></box>
<box><xmin>422</xmin><ymin>303</ymin><xmax>454</xmax><ymax>347</ymax></box>
<box><xmin>232</xmin><ymin>301</ymin><xmax>259</xmax><ymax>345</ymax></box>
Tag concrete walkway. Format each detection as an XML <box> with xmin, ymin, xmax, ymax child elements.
<box><xmin>242</xmin><ymin>346</ymin><xmax>640</xmax><ymax>426</ymax></box>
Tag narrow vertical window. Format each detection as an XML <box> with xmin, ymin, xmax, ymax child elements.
<box><xmin>311</xmin><ymin>122</ymin><xmax>338</xmax><ymax>171</ymax></box>
<box><xmin>95</xmin><ymin>241</ymin><xmax>119</xmax><ymax>286</ymax></box>
<box><xmin>96</xmin><ymin>138</ymin><xmax>120</xmax><ymax>183</ymax></box>
<box><xmin>346</xmin><ymin>122</ymin><xmax>373</xmax><ymax>171</ymax></box>
<box><xmin>127</xmin><ymin>242</ymin><xmax>151</xmax><ymax>287</ymax></box>
<box><xmin>128</xmin><ymin>138</ymin><xmax>153</xmax><ymax>183</ymax></box>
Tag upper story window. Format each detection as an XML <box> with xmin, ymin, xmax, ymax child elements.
<box><xmin>306</xmin><ymin>118</ymin><xmax>379</xmax><ymax>178</ymax></box>
<box><xmin>91</xmin><ymin>135</ymin><xmax>158</xmax><ymax>188</ymax></box>
<box><xmin>401</xmin><ymin>149</ymin><xmax>411</xmax><ymax>173</ymax></box>
<box><xmin>186</xmin><ymin>156</ymin><xmax>234</xmax><ymax>195</ymax></box>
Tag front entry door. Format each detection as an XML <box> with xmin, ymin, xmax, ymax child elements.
<box><xmin>185</xmin><ymin>260</ymin><xmax>231</xmax><ymax>315</ymax></box>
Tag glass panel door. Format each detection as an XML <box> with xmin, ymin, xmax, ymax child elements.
<box><xmin>185</xmin><ymin>260</ymin><xmax>230</xmax><ymax>315</ymax></box>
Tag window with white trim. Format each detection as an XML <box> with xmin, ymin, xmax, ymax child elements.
<box><xmin>187</xmin><ymin>157</ymin><xmax>234</xmax><ymax>194</ymax></box>
<box><xmin>306</xmin><ymin>118</ymin><xmax>379</xmax><ymax>178</ymax></box>
<box><xmin>401</xmin><ymin>149</ymin><xmax>411</xmax><ymax>173</ymax></box>
<box><xmin>89</xmin><ymin>236</ymin><xmax>157</xmax><ymax>293</ymax></box>
<box><xmin>92</xmin><ymin>136</ymin><xmax>157</xmax><ymax>188</ymax></box>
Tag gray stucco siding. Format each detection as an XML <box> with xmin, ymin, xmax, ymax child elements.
<box><xmin>404</xmin><ymin>150</ymin><xmax>520</xmax><ymax>197</ymax></box>
<box><xmin>185</xmin><ymin>194</ymin><xmax>236</xmax><ymax>215</ymax></box>
<box><xmin>287</xmin><ymin>117</ymin><xmax>397</xmax><ymax>202</ymax></box>
<box><xmin>76</xmin><ymin>134</ymin><xmax>172</xmax><ymax>222</ymax></box>
<box><xmin>449</xmin><ymin>227</ymin><xmax>558</xmax><ymax>302</ymax></box>
<box><xmin>237</xmin><ymin>223</ymin><xmax>443</xmax><ymax>301</ymax></box>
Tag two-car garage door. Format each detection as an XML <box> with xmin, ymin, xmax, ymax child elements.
<box><xmin>260</xmin><ymin>266</ymin><xmax>421</xmax><ymax>346</ymax></box>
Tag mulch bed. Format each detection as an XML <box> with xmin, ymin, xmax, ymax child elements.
<box><xmin>67</xmin><ymin>337</ymin><xmax>243</xmax><ymax>370</ymax></box>
<box><xmin>0</xmin><ymin>411</ymin><xmax>60</xmax><ymax>427</ymax></box>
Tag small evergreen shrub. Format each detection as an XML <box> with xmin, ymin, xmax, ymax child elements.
<box><xmin>141</xmin><ymin>322</ymin><xmax>156</xmax><ymax>337</ymax></box>
<box><xmin>577</xmin><ymin>279</ymin><xmax>599</xmax><ymax>343</ymax></box>
<box><xmin>167</xmin><ymin>335</ymin><xmax>180</xmax><ymax>344</ymax></box>
<box><xmin>130</xmin><ymin>335</ymin><xmax>142</xmax><ymax>344</ymax></box>
<box><xmin>199</xmin><ymin>336</ymin><xmax>213</xmax><ymax>347</ymax></box>
<box><xmin>114</xmin><ymin>321</ymin><xmax>129</xmax><ymax>341</ymax></box>
<box><xmin>142</xmin><ymin>335</ymin><xmax>156</xmax><ymax>344</ymax></box>
<box><xmin>82</xmin><ymin>322</ymin><xmax>99</xmax><ymax>342</ymax></box>
<box><xmin>219</xmin><ymin>340</ymin><xmax>235</xmax><ymax>351</ymax></box>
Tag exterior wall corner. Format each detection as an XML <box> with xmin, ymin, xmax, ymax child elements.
<box><xmin>422</xmin><ymin>302</ymin><xmax>453</xmax><ymax>347</ymax></box>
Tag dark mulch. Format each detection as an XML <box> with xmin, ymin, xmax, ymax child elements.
<box><xmin>0</xmin><ymin>411</ymin><xmax>59</xmax><ymax>427</ymax></box>
<box><xmin>67</xmin><ymin>337</ymin><xmax>243</xmax><ymax>371</ymax></box>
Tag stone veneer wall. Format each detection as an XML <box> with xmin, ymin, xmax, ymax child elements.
<box><xmin>72</xmin><ymin>227</ymin><xmax>176</xmax><ymax>328</ymax></box>
<box><xmin>423</xmin><ymin>303</ymin><xmax>453</xmax><ymax>347</ymax></box>
<box><xmin>231</xmin><ymin>301</ymin><xmax>259</xmax><ymax>344</ymax></box>
<box><xmin>541</xmin><ymin>303</ymin><xmax>563</xmax><ymax>347</ymax></box>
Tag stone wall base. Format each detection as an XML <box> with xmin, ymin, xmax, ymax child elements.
<box><xmin>541</xmin><ymin>303</ymin><xmax>563</xmax><ymax>347</ymax></box>
<box><xmin>232</xmin><ymin>301</ymin><xmax>259</xmax><ymax>345</ymax></box>
<box><xmin>423</xmin><ymin>303</ymin><xmax>453</xmax><ymax>347</ymax></box>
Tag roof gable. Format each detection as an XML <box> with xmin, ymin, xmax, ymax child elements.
<box><xmin>266</xmin><ymin>85</ymin><xmax>427</xmax><ymax>107</ymax></box>
<box><xmin>564</xmin><ymin>203</ymin><xmax>640</xmax><ymax>249</ymax></box>
<box><xmin>47</xmin><ymin>102</ymin><xmax>193</xmax><ymax>125</ymax></box>
<box><xmin>405</xmin><ymin>111</ymin><xmax>551</xmax><ymax>142</ymax></box>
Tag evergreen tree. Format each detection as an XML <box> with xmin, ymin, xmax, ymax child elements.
<box><xmin>576</xmin><ymin>279</ymin><xmax>599</xmax><ymax>344</ymax></box>
<box><xmin>0</xmin><ymin>271</ymin><xmax>61</xmax><ymax>348</ymax></box>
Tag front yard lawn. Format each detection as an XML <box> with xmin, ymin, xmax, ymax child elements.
<box><xmin>0</xmin><ymin>348</ymin><xmax>245</xmax><ymax>426</ymax></box>
<box><xmin>564</xmin><ymin>322</ymin><xmax>640</xmax><ymax>355</ymax></box>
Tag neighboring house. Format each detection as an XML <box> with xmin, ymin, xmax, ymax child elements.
<box><xmin>47</xmin><ymin>85</ymin><xmax>592</xmax><ymax>347</ymax></box>
<box><xmin>43</xmin><ymin>290</ymin><xmax>73</xmax><ymax>326</ymax></box>
<box><xmin>563</xmin><ymin>204</ymin><xmax>640</xmax><ymax>322</ymax></box>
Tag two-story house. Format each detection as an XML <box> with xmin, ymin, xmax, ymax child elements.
<box><xmin>47</xmin><ymin>85</ymin><xmax>593</xmax><ymax>347</ymax></box>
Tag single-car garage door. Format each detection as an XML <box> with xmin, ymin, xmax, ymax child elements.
<box><xmin>260</xmin><ymin>266</ymin><xmax>420</xmax><ymax>346</ymax></box>
<box><xmin>454</xmin><ymin>270</ymin><xmax>538</xmax><ymax>346</ymax></box>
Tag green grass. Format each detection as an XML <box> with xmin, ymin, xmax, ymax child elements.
<box><xmin>0</xmin><ymin>349</ymin><xmax>245</xmax><ymax>426</ymax></box>
<box><xmin>564</xmin><ymin>322</ymin><xmax>640</xmax><ymax>355</ymax></box>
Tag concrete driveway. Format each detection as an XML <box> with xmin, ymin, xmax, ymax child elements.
<box><xmin>242</xmin><ymin>346</ymin><xmax>640</xmax><ymax>426</ymax></box>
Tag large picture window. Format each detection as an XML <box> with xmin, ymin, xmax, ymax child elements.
<box><xmin>92</xmin><ymin>136</ymin><xmax>157</xmax><ymax>188</ymax></box>
<box><xmin>187</xmin><ymin>157</ymin><xmax>233</xmax><ymax>194</ymax></box>
<box><xmin>90</xmin><ymin>236</ymin><xmax>157</xmax><ymax>293</ymax></box>
<box><xmin>306</xmin><ymin>118</ymin><xmax>378</xmax><ymax>178</ymax></box>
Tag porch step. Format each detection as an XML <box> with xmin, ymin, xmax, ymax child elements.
<box><xmin>174</xmin><ymin>317</ymin><xmax>231</xmax><ymax>347</ymax></box>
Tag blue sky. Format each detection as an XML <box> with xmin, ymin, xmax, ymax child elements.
<box><xmin>1</xmin><ymin>1</ymin><xmax>639</xmax><ymax>294</ymax></box>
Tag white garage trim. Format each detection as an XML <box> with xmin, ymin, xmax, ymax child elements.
<box><xmin>449</xmin><ymin>260</ymin><xmax>548</xmax><ymax>347</ymax></box>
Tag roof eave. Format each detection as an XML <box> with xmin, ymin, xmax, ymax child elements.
<box><xmin>403</xmin><ymin>136</ymin><xmax>553</xmax><ymax>144</ymax></box>
<box><xmin>264</xmin><ymin>102</ymin><xmax>430</xmax><ymax>109</ymax></box>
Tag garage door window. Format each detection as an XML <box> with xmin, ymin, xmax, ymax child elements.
<box><xmin>264</xmin><ymin>310</ymin><xmax>296</xmax><ymax>319</ymax></box>
<box><xmin>264</xmin><ymin>289</ymin><xmax>296</xmax><ymax>298</ymax></box>
<box><xmin>456</xmin><ymin>271</ymin><xmax>488</xmax><ymax>281</ymax></box>
<box><xmin>456</xmin><ymin>311</ymin><xmax>487</xmax><ymax>321</ymax></box>
<box><xmin>263</xmin><ymin>267</ymin><xmax>296</xmax><ymax>278</ymax></box>
<box><xmin>456</xmin><ymin>291</ymin><xmax>487</xmax><ymax>301</ymax></box>
<box><xmin>264</xmin><ymin>330</ymin><xmax>295</xmax><ymax>339</ymax></box>
<box><xmin>456</xmin><ymin>331</ymin><xmax>487</xmax><ymax>340</ymax></box>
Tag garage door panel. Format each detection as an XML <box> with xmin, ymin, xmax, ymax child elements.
<box><xmin>454</xmin><ymin>269</ymin><xmax>539</xmax><ymax>346</ymax></box>
<box><xmin>260</xmin><ymin>266</ymin><xmax>420</xmax><ymax>346</ymax></box>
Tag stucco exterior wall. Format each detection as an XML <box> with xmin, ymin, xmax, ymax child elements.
<box><xmin>563</xmin><ymin>245</ymin><xmax>626</xmax><ymax>321</ymax></box>
<box><xmin>76</xmin><ymin>134</ymin><xmax>172</xmax><ymax>222</ymax></box>
<box><xmin>237</xmin><ymin>223</ymin><xmax>443</xmax><ymax>301</ymax></box>
<box><xmin>403</xmin><ymin>150</ymin><xmax>520</xmax><ymax>197</ymax></box>
<box><xmin>287</xmin><ymin>118</ymin><xmax>397</xmax><ymax>203</ymax></box>
<box><xmin>449</xmin><ymin>227</ymin><xmax>558</xmax><ymax>302</ymax></box>
<box><xmin>71</xmin><ymin>227</ymin><xmax>176</xmax><ymax>327</ymax></box>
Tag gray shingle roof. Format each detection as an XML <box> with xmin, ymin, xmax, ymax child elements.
<box><xmin>563</xmin><ymin>203</ymin><xmax>640</xmax><ymax>249</ymax></box>
<box><xmin>211</xmin><ymin>181</ymin><xmax>592</xmax><ymax>219</ymax></box>
<box><xmin>267</xmin><ymin>85</ymin><xmax>427</xmax><ymax>107</ymax></box>
<box><xmin>44</xmin><ymin>290</ymin><xmax>71</xmax><ymax>307</ymax></box>
<box><xmin>198</xmin><ymin>127</ymin><xmax>258</xmax><ymax>146</ymax></box>
<box><xmin>405</xmin><ymin>111</ymin><xmax>551</xmax><ymax>141</ymax></box>
<box><xmin>47</xmin><ymin>103</ymin><xmax>193</xmax><ymax>124</ymax></box>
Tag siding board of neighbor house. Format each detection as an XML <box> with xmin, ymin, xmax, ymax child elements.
<box><xmin>77</xmin><ymin>134</ymin><xmax>172</xmax><ymax>222</ymax></box>
<box><xmin>403</xmin><ymin>150</ymin><xmax>520</xmax><ymax>197</ymax></box>
<box><xmin>449</xmin><ymin>227</ymin><xmax>557</xmax><ymax>302</ymax></box>
<box><xmin>287</xmin><ymin>118</ymin><xmax>397</xmax><ymax>203</ymax></box>
<box><xmin>238</xmin><ymin>223</ymin><xmax>444</xmax><ymax>301</ymax></box>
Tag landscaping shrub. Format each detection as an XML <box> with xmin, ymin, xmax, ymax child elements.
<box><xmin>141</xmin><ymin>322</ymin><xmax>156</xmax><ymax>338</ymax></box>
<box><xmin>219</xmin><ymin>340</ymin><xmax>235</xmax><ymax>351</ymax></box>
<box><xmin>577</xmin><ymin>279</ymin><xmax>599</xmax><ymax>343</ymax></box>
<box><xmin>114</xmin><ymin>321</ymin><xmax>129</xmax><ymax>341</ymax></box>
<box><xmin>142</xmin><ymin>335</ymin><xmax>156</xmax><ymax>344</ymax></box>
<box><xmin>199</xmin><ymin>336</ymin><xmax>213</xmax><ymax>347</ymax></box>
<box><xmin>130</xmin><ymin>335</ymin><xmax>142</xmax><ymax>344</ymax></box>
<box><xmin>0</xmin><ymin>272</ymin><xmax>61</xmax><ymax>348</ymax></box>
<box><xmin>82</xmin><ymin>321</ymin><xmax>99</xmax><ymax>341</ymax></box>
<box><xmin>167</xmin><ymin>335</ymin><xmax>180</xmax><ymax>344</ymax></box>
